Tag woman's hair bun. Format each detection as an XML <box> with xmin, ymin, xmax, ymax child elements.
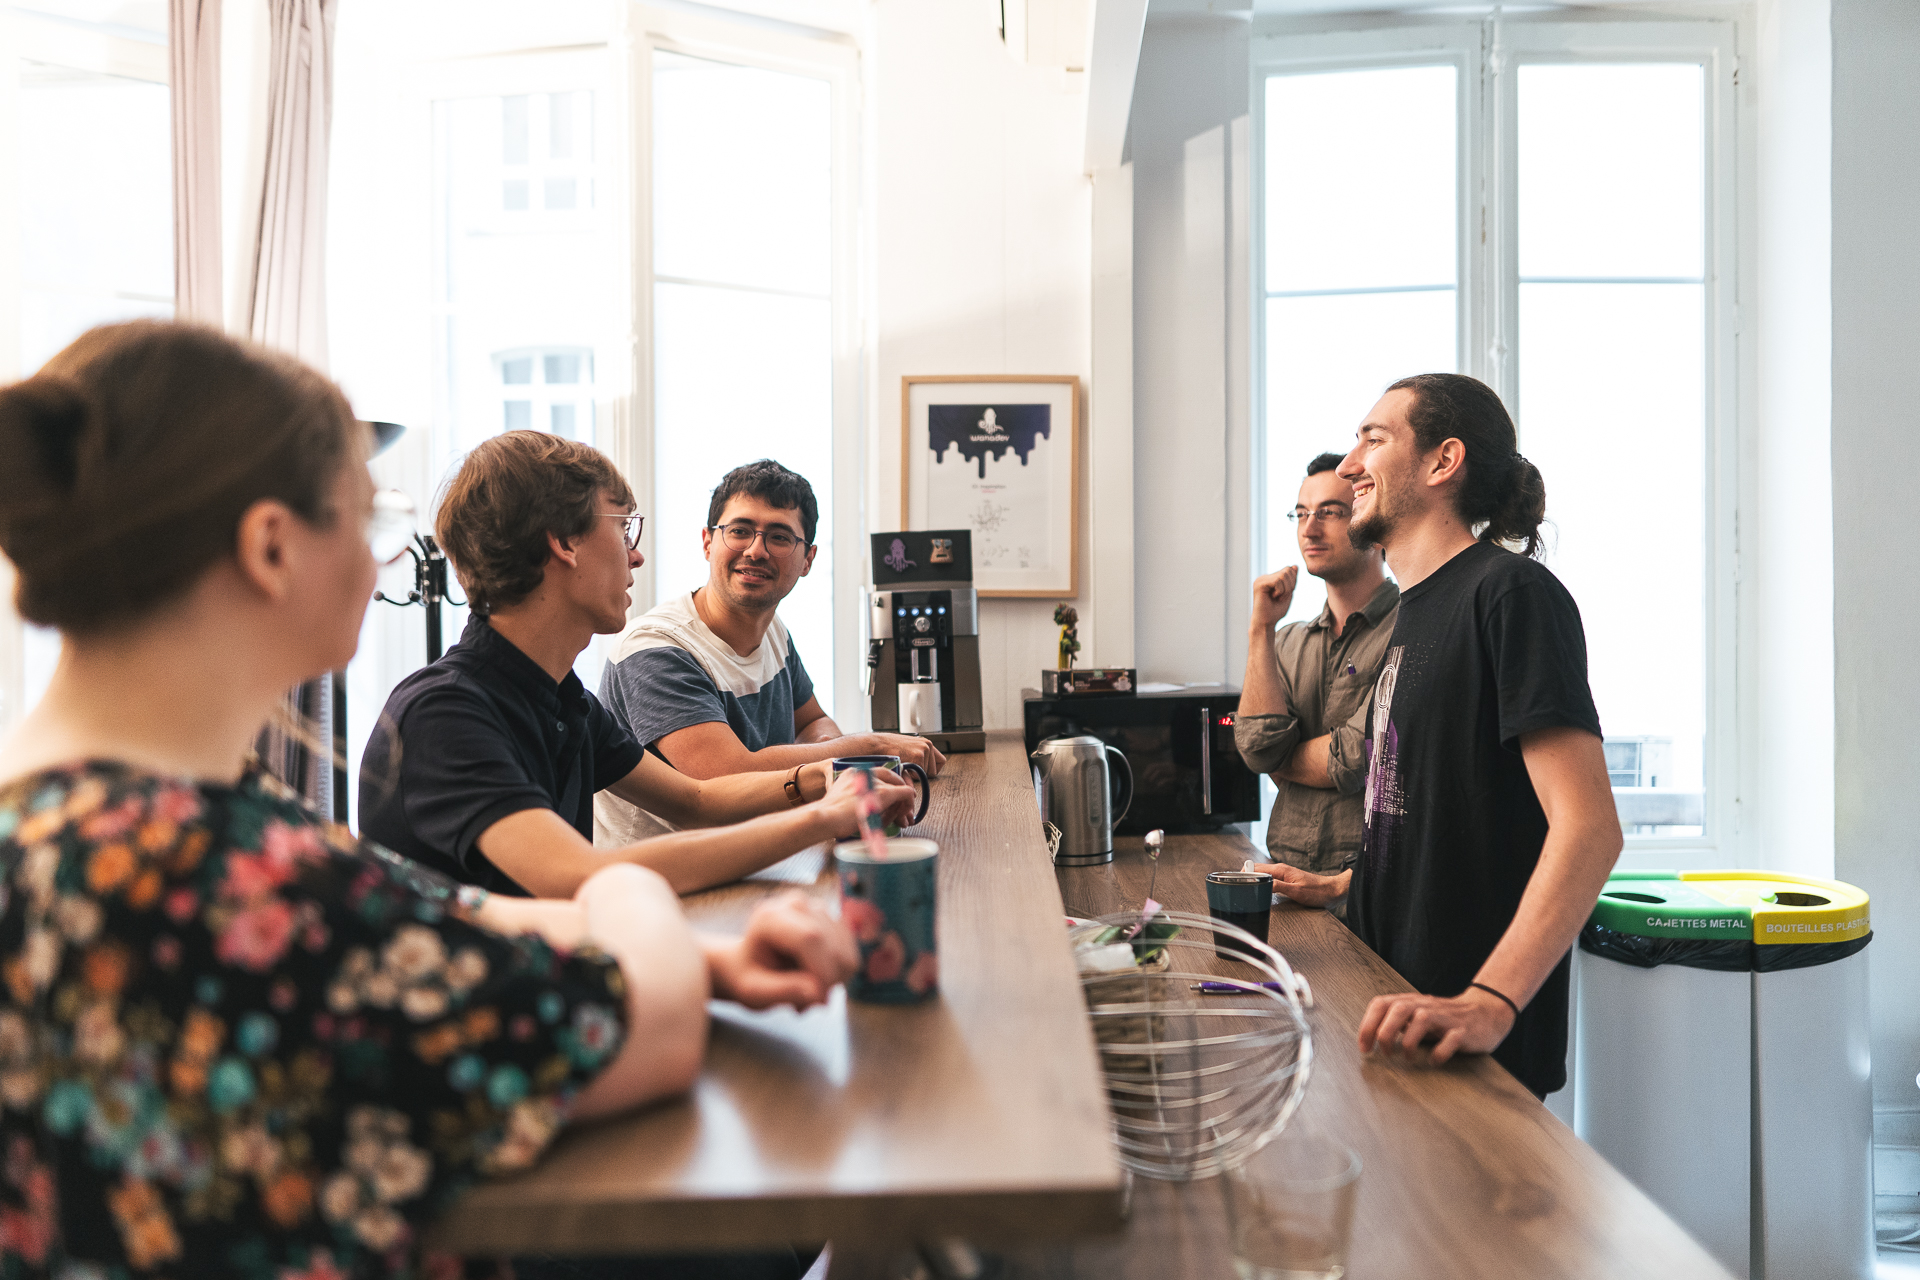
<box><xmin>0</xmin><ymin>373</ymin><xmax>94</xmax><ymax>495</ymax></box>
<box><xmin>0</xmin><ymin>320</ymin><xmax>359</xmax><ymax>634</ymax></box>
<box><xmin>0</xmin><ymin>374</ymin><xmax>101</xmax><ymax>577</ymax></box>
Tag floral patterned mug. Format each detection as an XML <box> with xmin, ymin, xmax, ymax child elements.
<box><xmin>835</xmin><ymin>838</ymin><xmax>939</xmax><ymax>1004</ymax></box>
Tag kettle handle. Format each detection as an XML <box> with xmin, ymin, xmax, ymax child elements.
<box><xmin>1104</xmin><ymin>744</ymin><xmax>1134</xmax><ymax>829</ymax></box>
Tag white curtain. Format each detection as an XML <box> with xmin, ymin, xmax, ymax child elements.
<box><xmin>246</xmin><ymin>0</ymin><xmax>335</xmax><ymax>365</ymax></box>
<box><xmin>170</xmin><ymin>0</ymin><xmax>224</xmax><ymax>322</ymax></box>
<box><xmin>245</xmin><ymin>0</ymin><xmax>340</xmax><ymax>814</ymax></box>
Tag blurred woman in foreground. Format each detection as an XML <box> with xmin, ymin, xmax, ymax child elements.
<box><xmin>0</xmin><ymin>321</ymin><xmax>854</xmax><ymax>1278</ymax></box>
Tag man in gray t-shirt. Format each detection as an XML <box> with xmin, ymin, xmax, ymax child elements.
<box><xmin>597</xmin><ymin>460</ymin><xmax>944</xmax><ymax>843</ymax></box>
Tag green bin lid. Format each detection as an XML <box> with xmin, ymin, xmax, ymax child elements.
<box><xmin>1590</xmin><ymin>875</ymin><xmax>1749</xmax><ymax>940</ymax></box>
<box><xmin>1588</xmin><ymin>870</ymin><xmax>1871</xmax><ymax>944</ymax></box>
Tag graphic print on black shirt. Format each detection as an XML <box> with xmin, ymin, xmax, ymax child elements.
<box><xmin>1361</xmin><ymin>645</ymin><xmax>1406</xmax><ymax>861</ymax></box>
<box><xmin>1350</xmin><ymin>541</ymin><xmax>1602</xmax><ymax>1098</ymax></box>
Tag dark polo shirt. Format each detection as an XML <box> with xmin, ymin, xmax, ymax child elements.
<box><xmin>358</xmin><ymin>616</ymin><xmax>645</xmax><ymax>897</ymax></box>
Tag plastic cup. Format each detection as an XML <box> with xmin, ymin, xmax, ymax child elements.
<box><xmin>1225</xmin><ymin>1133</ymin><xmax>1361</xmax><ymax>1280</ymax></box>
<box><xmin>836</xmin><ymin>838</ymin><xmax>939</xmax><ymax>1004</ymax></box>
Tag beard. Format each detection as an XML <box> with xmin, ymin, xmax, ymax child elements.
<box><xmin>1347</xmin><ymin>500</ymin><xmax>1392</xmax><ymax>552</ymax></box>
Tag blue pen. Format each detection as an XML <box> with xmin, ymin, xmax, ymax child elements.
<box><xmin>1192</xmin><ymin>981</ymin><xmax>1285</xmax><ymax>994</ymax></box>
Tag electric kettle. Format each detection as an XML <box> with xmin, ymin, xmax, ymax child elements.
<box><xmin>1030</xmin><ymin>734</ymin><xmax>1134</xmax><ymax>866</ymax></box>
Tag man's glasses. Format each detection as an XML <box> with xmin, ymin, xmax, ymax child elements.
<box><xmin>1286</xmin><ymin>504</ymin><xmax>1351</xmax><ymax>525</ymax></box>
<box><xmin>607</xmin><ymin>513</ymin><xmax>645</xmax><ymax>550</ymax></box>
<box><xmin>710</xmin><ymin>522</ymin><xmax>807</xmax><ymax>558</ymax></box>
<box><xmin>367</xmin><ymin>489</ymin><xmax>418</xmax><ymax>565</ymax></box>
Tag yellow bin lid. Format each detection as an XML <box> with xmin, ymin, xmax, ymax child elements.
<box><xmin>1678</xmin><ymin>871</ymin><xmax>1871</xmax><ymax>946</ymax></box>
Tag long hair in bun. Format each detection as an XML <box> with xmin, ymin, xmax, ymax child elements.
<box><xmin>0</xmin><ymin>320</ymin><xmax>363</xmax><ymax>633</ymax></box>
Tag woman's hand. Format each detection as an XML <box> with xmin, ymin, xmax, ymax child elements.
<box><xmin>1356</xmin><ymin>986</ymin><xmax>1516</xmax><ymax>1065</ymax></box>
<box><xmin>1244</xmin><ymin>858</ymin><xmax>1350</xmax><ymax>909</ymax></box>
<box><xmin>702</xmin><ymin>890</ymin><xmax>859</xmax><ymax>1011</ymax></box>
<box><xmin>818</xmin><ymin>767</ymin><xmax>918</xmax><ymax>835</ymax></box>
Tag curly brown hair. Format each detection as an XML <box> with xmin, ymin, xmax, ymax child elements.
<box><xmin>435</xmin><ymin>430</ymin><xmax>634</xmax><ymax>615</ymax></box>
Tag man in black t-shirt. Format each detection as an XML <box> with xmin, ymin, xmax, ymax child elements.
<box><xmin>1257</xmin><ymin>374</ymin><xmax>1621</xmax><ymax>1098</ymax></box>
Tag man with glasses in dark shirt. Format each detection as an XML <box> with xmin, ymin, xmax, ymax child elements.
<box><xmin>596</xmin><ymin>459</ymin><xmax>945</xmax><ymax>844</ymax></box>
<box><xmin>1235</xmin><ymin>452</ymin><xmax>1400</xmax><ymax>916</ymax></box>
<box><xmin>358</xmin><ymin>433</ymin><xmax>913</xmax><ymax>900</ymax></box>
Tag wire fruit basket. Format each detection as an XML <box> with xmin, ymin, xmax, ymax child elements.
<box><xmin>1074</xmin><ymin>909</ymin><xmax>1313</xmax><ymax>1182</ymax></box>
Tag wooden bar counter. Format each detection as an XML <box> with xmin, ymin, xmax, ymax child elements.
<box><xmin>832</xmin><ymin>735</ymin><xmax>1733</xmax><ymax>1280</ymax></box>
<box><xmin>442</xmin><ymin>731</ymin><xmax>1729</xmax><ymax>1279</ymax></box>
<box><xmin>433</xmin><ymin>731</ymin><xmax>1126</xmax><ymax>1253</ymax></box>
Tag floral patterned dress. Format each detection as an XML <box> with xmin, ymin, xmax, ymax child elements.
<box><xmin>0</xmin><ymin>761</ymin><xmax>629</xmax><ymax>1280</ymax></box>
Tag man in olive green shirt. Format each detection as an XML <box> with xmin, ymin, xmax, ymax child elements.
<box><xmin>1236</xmin><ymin>453</ymin><xmax>1400</xmax><ymax>906</ymax></box>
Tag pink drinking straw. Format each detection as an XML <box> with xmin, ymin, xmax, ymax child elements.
<box><xmin>852</xmin><ymin>768</ymin><xmax>890</xmax><ymax>860</ymax></box>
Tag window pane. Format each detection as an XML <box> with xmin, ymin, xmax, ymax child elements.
<box><xmin>18</xmin><ymin>67</ymin><xmax>173</xmax><ymax>374</ymax></box>
<box><xmin>1264</xmin><ymin>65</ymin><xmax>1456</xmax><ymax>294</ymax></box>
<box><xmin>1518</xmin><ymin>60</ymin><xmax>1710</xmax><ymax>839</ymax></box>
<box><xmin>1263</xmin><ymin>290</ymin><xmax>1456</xmax><ymax>612</ymax></box>
<box><xmin>654</xmin><ymin>283</ymin><xmax>833</xmax><ymax>708</ymax></box>
<box><xmin>548</xmin><ymin>91</ymin><xmax>573</xmax><ymax>159</ymax></box>
<box><xmin>1520</xmin><ymin>282</ymin><xmax>1706</xmax><ymax>837</ymax></box>
<box><xmin>436</xmin><ymin>91</ymin><xmax>616</xmax><ymax>463</ymax></box>
<box><xmin>652</xmin><ymin>51</ymin><xmax>831</xmax><ymax>296</ymax></box>
<box><xmin>502</xmin><ymin>95</ymin><xmax>529</xmax><ymax>164</ymax></box>
<box><xmin>1518</xmin><ymin>64</ymin><xmax>1704</xmax><ymax>280</ymax></box>
<box><xmin>14</xmin><ymin>60</ymin><xmax>172</xmax><ymax>729</ymax></box>
<box><xmin>652</xmin><ymin>50</ymin><xmax>837</xmax><ymax>713</ymax></box>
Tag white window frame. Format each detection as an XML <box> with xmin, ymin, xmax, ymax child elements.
<box><xmin>1251</xmin><ymin>17</ymin><xmax>1741</xmax><ymax>867</ymax></box>
<box><xmin>626</xmin><ymin>7</ymin><xmax>864</xmax><ymax>723</ymax></box>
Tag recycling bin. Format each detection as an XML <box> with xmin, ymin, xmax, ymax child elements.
<box><xmin>1572</xmin><ymin>870</ymin><xmax>1873</xmax><ymax>1280</ymax></box>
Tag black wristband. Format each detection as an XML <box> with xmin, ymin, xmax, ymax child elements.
<box><xmin>1468</xmin><ymin>981</ymin><xmax>1522</xmax><ymax>1022</ymax></box>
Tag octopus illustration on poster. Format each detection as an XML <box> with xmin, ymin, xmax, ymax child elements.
<box><xmin>926</xmin><ymin>403</ymin><xmax>1051</xmax><ymax>573</ymax></box>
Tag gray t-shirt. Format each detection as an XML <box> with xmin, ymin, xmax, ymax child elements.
<box><xmin>593</xmin><ymin>592</ymin><xmax>814</xmax><ymax>843</ymax></box>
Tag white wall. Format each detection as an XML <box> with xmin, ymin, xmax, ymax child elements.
<box><xmin>1750</xmin><ymin>0</ymin><xmax>1833</xmax><ymax>883</ymax></box>
<box><xmin>869</xmin><ymin>0</ymin><xmax>1094</xmax><ymax>729</ymax></box>
<box><xmin>1129</xmin><ymin>13</ymin><xmax>1253</xmax><ymax>688</ymax></box>
<box><xmin>1831</xmin><ymin>0</ymin><xmax>1920</xmax><ymax>1118</ymax></box>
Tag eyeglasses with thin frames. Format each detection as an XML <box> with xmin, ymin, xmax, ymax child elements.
<box><xmin>367</xmin><ymin>489</ymin><xmax>418</xmax><ymax>565</ymax></box>
<box><xmin>1285</xmin><ymin>504</ymin><xmax>1351</xmax><ymax>525</ymax></box>
<box><xmin>709</xmin><ymin>522</ymin><xmax>807</xmax><ymax>559</ymax></box>
<box><xmin>607</xmin><ymin>513</ymin><xmax>645</xmax><ymax>551</ymax></box>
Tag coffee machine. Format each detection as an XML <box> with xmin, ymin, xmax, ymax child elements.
<box><xmin>864</xmin><ymin>529</ymin><xmax>986</xmax><ymax>754</ymax></box>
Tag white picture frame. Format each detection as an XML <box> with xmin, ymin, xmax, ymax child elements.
<box><xmin>900</xmin><ymin>374</ymin><xmax>1080</xmax><ymax>597</ymax></box>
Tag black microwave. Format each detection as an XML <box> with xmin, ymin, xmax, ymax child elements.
<box><xmin>1021</xmin><ymin>685</ymin><xmax>1261</xmax><ymax>834</ymax></box>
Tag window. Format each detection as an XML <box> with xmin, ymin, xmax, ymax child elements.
<box><xmin>496</xmin><ymin>345</ymin><xmax>595</xmax><ymax>440</ymax></box>
<box><xmin>1255</xmin><ymin>20</ymin><xmax>1735</xmax><ymax>857</ymax></box>
<box><xmin>1</xmin><ymin>8</ymin><xmax>171</xmax><ymax>733</ymax></box>
<box><xmin>646</xmin><ymin>47</ymin><xmax>839</xmax><ymax>714</ymax></box>
<box><xmin>432</xmin><ymin>66</ymin><xmax>621</xmax><ymax>475</ymax></box>
<box><xmin>327</xmin><ymin>4</ymin><xmax>858</xmax><ymax>827</ymax></box>
<box><xmin>499</xmin><ymin>90</ymin><xmax>594</xmax><ymax>215</ymax></box>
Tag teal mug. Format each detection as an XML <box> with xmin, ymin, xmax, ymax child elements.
<box><xmin>831</xmin><ymin>755</ymin><xmax>931</xmax><ymax>826</ymax></box>
<box><xmin>837</xmin><ymin>837</ymin><xmax>939</xmax><ymax>1003</ymax></box>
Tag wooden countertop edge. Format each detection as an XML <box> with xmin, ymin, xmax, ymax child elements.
<box><xmin>430</xmin><ymin>1182</ymin><xmax>1128</xmax><ymax>1253</ymax></box>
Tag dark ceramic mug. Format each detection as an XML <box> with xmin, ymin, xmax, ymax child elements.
<box><xmin>831</xmin><ymin>755</ymin><xmax>932</xmax><ymax>826</ymax></box>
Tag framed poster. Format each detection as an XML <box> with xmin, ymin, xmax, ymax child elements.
<box><xmin>901</xmin><ymin>374</ymin><xmax>1080</xmax><ymax>597</ymax></box>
